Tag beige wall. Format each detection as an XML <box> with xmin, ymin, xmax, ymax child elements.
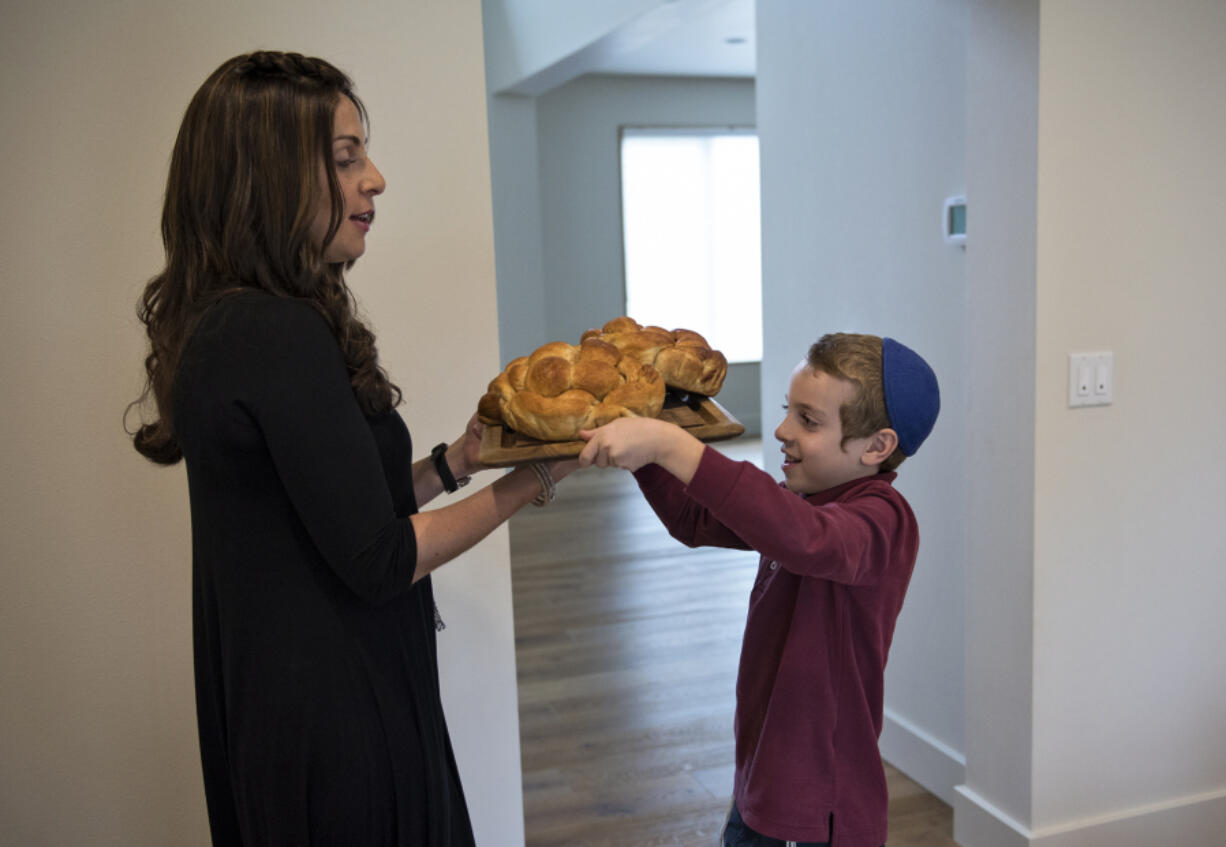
<box><xmin>1031</xmin><ymin>0</ymin><xmax>1226</xmax><ymax>832</ymax></box>
<box><xmin>960</xmin><ymin>1</ymin><xmax>1226</xmax><ymax>843</ymax></box>
<box><xmin>0</xmin><ymin>2</ymin><xmax>523</xmax><ymax>844</ymax></box>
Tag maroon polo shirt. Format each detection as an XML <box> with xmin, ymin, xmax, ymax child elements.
<box><xmin>634</xmin><ymin>447</ymin><xmax>919</xmax><ymax>846</ymax></box>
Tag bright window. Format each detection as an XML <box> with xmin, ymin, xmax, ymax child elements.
<box><xmin>620</xmin><ymin>128</ymin><xmax>762</xmax><ymax>363</ymax></box>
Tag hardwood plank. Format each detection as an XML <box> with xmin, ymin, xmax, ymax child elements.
<box><xmin>509</xmin><ymin>438</ymin><xmax>956</xmax><ymax>846</ymax></box>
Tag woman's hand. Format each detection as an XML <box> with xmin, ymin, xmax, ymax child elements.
<box><xmin>447</xmin><ymin>413</ymin><xmax>487</xmax><ymax>479</ymax></box>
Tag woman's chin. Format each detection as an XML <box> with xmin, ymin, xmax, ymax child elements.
<box><xmin>323</xmin><ymin>245</ymin><xmax>365</xmax><ymax>264</ymax></box>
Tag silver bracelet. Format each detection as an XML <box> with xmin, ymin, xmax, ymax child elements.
<box><xmin>529</xmin><ymin>462</ymin><xmax>556</xmax><ymax>508</ymax></box>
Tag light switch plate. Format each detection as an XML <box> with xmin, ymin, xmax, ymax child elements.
<box><xmin>1069</xmin><ymin>352</ymin><xmax>1113</xmax><ymax>407</ymax></box>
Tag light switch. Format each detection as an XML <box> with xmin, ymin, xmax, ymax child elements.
<box><xmin>1093</xmin><ymin>353</ymin><xmax>1113</xmax><ymax>401</ymax></box>
<box><xmin>1077</xmin><ymin>360</ymin><xmax>1092</xmax><ymax>396</ymax></box>
<box><xmin>1069</xmin><ymin>352</ymin><xmax>1113</xmax><ymax>407</ymax></box>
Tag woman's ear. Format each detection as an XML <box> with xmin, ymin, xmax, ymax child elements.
<box><xmin>860</xmin><ymin>428</ymin><xmax>899</xmax><ymax>467</ymax></box>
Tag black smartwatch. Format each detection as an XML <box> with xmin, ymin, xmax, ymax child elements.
<box><xmin>431</xmin><ymin>442</ymin><xmax>470</xmax><ymax>493</ymax></box>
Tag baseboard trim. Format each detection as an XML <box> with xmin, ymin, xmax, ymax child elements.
<box><xmin>878</xmin><ymin>707</ymin><xmax>965</xmax><ymax>806</ymax></box>
<box><xmin>953</xmin><ymin>785</ymin><xmax>1032</xmax><ymax>847</ymax></box>
<box><xmin>953</xmin><ymin>782</ymin><xmax>1226</xmax><ymax>846</ymax></box>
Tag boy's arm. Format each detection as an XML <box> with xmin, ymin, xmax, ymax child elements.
<box><xmin>579</xmin><ymin>419</ymin><xmax>751</xmax><ymax>551</ymax></box>
<box><xmin>684</xmin><ymin>448</ymin><xmax>914</xmax><ymax>586</ymax></box>
<box><xmin>632</xmin><ymin>462</ymin><xmax>752</xmax><ymax>550</ymax></box>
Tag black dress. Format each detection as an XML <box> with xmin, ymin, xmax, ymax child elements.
<box><xmin>175</xmin><ymin>291</ymin><xmax>475</xmax><ymax>846</ymax></box>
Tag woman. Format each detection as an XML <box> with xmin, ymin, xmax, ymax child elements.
<box><xmin>130</xmin><ymin>51</ymin><xmax>571</xmax><ymax>846</ymax></box>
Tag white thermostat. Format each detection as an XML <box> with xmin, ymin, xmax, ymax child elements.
<box><xmin>943</xmin><ymin>194</ymin><xmax>966</xmax><ymax>247</ymax></box>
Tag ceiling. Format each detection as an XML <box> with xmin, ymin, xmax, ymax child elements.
<box><xmin>583</xmin><ymin>0</ymin><xmax>755</xmax><ymax>80</ymax></box>
<box><xmin>497</xmin><ymin>0</ymin><xmax>755</xmax><ymax>97</ymax></box>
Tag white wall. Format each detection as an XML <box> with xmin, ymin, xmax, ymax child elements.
<box><xmin>0</xmin><ymin>2</ymin><xmax>523</xmax><ymax>844</ymax></box>
<box><xmin>957</xmin><ymin>1</ymin><xmax>1226</xmax><ymax>844</ymax></box>
<box><xmin>1030</xmin><ymin>0</ymin><xmax>1226</xmax><ymax>836</ymax></box>
<box><xmin>756</xmin><ymin>0</ymin><xmax>969</xmax><ymax>803</ymax></box>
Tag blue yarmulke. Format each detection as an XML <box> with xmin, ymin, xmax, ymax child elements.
<box><xmin>881</xmin><ymin>338</ymin><xmax>940</xmax><ymax>456</ymax></box>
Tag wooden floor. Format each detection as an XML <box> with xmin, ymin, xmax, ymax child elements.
<box><xmin>508</xmin><ymin>439</ymin><xmax>957</xmax><ymax>847</ymax></box>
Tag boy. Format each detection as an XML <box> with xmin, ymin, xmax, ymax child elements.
<box><xmin>577</xmin><ymin>333</ymin><xmax>939</xmax><ymax>847</ymax></box>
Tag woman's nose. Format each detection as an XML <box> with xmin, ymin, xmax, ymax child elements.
<box><xmin>364</xmin><ymin>160</ymin><xmax>386</xmax><ymax>195</ymax></box>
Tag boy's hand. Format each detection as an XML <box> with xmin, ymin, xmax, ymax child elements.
<box><xmin>578</xmin><ymin>417</ymin><xmax>664</xmax><ymax>471</ymax></box>
<box><xmin>578</xmin><ymin>417</ymin><xmax>705</xmax><ymax>483</ymax></box>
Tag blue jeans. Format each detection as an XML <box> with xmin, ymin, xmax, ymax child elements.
<box><xmin>720</xmin><ymin>803</ymin><xmax>831</xmax><ymax>847</ymax></box>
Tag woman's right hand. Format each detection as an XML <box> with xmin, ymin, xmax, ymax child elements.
<box><xmin>449</xmin><ymin>413</ymin><xmax>488</xmax><ymax>479</ymax></box>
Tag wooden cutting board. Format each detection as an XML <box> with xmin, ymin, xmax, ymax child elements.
<box><xmin>478</xmin><ymin>395</ymin><xmax>745</xmax><ymax>468</ymax></box>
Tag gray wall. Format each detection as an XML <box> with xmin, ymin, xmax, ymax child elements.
<box><xmin>488</xmin><ymin>93</ymin><xmax>549</xmax><ymax>366</ymax></box>
<box><xmin>756</xmin><ymin>0</ymin><xmax>969</xmax><ymax>801</ymax></box>
<box><xmin>960</xmin><ymin>0</ymin><xmax>1038</xmax><ymax>829</ymax></box>
<box><xmin>488</xmin><ymin>73</ymin><xmax>763</xmax><ymax>434</ymax></box>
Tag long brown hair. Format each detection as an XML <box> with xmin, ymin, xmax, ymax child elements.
<box><xmin>130</xmin><ymin>51</ymin><xmax>400</xmax><ymax>464</ymax></box>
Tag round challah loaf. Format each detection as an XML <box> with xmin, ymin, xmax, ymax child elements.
<box><xmin>580</xmin><ymin>317</ymin><xmax>728</xmax><ymax>396</ymax></box>
<box><xmin>478</xmin><ymin>337</ymin><xmax>666</xmax><ymax>441</ymax></box>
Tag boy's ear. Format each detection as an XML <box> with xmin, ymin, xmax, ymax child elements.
<box><xmin>860</xmin><ymin>428</ymin><xmax>899</xmax><ymax>466</ymax></box>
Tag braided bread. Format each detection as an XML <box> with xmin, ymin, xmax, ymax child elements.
<box><xmin>478</xmin><ymin>337</ymin><xmax>666</xmax><ymax>441</ymax></box>
<box><xmin>580</xmin><ymin>317</ymin><xmax>728</xmax><ymax>396</ymax></box>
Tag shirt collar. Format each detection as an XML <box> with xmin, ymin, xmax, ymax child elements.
<box><xmin>802</xmin><ymin>471</ymin><xmax>898</xmax><ymax>505</ymax></box>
